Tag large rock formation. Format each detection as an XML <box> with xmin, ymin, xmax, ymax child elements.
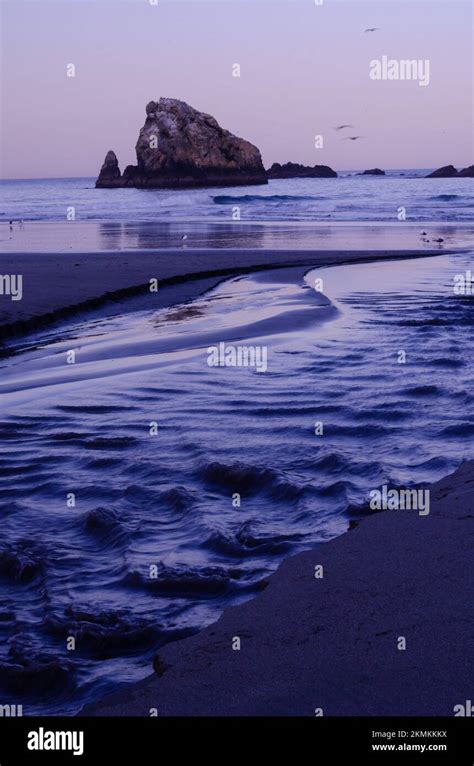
<box><xmin>458</xmin><ymin>165</ymin><xmax>474</xmax><ymax>177</ymax></box>
<box><xmin>96</xmin><ymin>98</ymin><xmax>267</xmax><ymax>189</ymax></box>
<box><xmin>267</xmin><ymin>162</ymin><xmax>337</xmax><ymax>179</ymax></box>
<box><xmin>426</xmin><ymin>165</ymin><xmax>458</xmax><ymax>178</ymax></box>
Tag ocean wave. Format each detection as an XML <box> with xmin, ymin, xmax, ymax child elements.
<box><xmin>123</xmin><ymin>563</ymin><xmax>242</xmax><ymax>597</ymax></box>
<box><xmin>51</xmin><ymin>433</ymin><xmax>136</xmax><ymax>449</ymax></box>
<box><xmin>199</xmin><ymin>460</ymin><xmax>309</xmax><ymax>499</ymax></box>
<box><xmin>351</xmin><ymin>407</ymin><xmax>409</xmax><ymax>422</ymax></box>
<box><xmin>309</xmin><ymin>452</ymin><xmax>382</xmax><ymax>478</ymax></box>
<box><xmin>310</xmin><ymin>452</ymin><xmax>349</xmax><ymax>472</ymax></box>
<box><xmin>247</xmin><ymin>405</ymin><xmax>319</xmax><ymax>416</ymax></box>
<box><xmin>397</xmin><ymin>319</ymin><xmax>459</xmax><ymax>327</ymax></box>
<box><xmin>44</xmin><ymin>607</ymin><xmax>162</xmax><ymax>658</ymax></box>
<box><xmin>0</xmin><ymin>656</ymin><xmax>73</xmax><ymax>697</ymax></box>
<box><xmin>428</xmin><ymin>358</ymin><xmax>465</xmax><ymax>368</ymax></box>
<box><xmin>402</xmin><ymin>384</ymin><xmax>441</xmax><ymax>396</ymax></box>
<box><xmin>212</xmin><ymin>194</ymin><xmax>327</xmax><ymax>204</ymax></box>
<box><xmin>404</xmin><ymin>456</ymin><xmax>449</xmax><ymax>471</ymax></box>
<box><xmin>55</xmin><ymin>404</ymin><xmax>132</xmax><ymax>414</ymax></box>
<box><xmin>429</xmin><ymin>194</ymin><xmax>465</xmax><ymax>201</ymax></box>
<box><xmin>158</xmin><ymin>486</ymin><xmax>195</xmax><ymax>512</ymax></box>
<box><xmin>438</xmin><ymin>423</ymin><xmax>474</xmax><ymax>437</ymax></box>
<box><xmin>0</xmin><ymin>463</ymin><xmax>42</xmax><ymax>476</ymax></box>
<box><xmin>314</xmin><ymin>479</ymin><xmax>356</xmax><ymax>498</ymax></box>
<box><xmin>83</xmin><ymin>457</ymin><xmax>124</xmax><ymax>470</ymax></box>
<box><xmin>82</xmin><ymin>507</ymin><xmax>129</xmax><ymax>545</ymax></box>
<box><xmin>205</xmin><ymin>523</ymin><xmax>302</xmax><ymax>557</ymax></box>
<box><xmin>328</xmin><ymin>423</ymin><xmax>397</xmax><ymax>437</ymax></box>
<box><xmin>0</xmin><ymin>540</ymin><xmax>46</xmax><ymax>583</ymax></box>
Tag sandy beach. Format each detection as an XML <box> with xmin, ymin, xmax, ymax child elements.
<box><xmin>84</xmin><ymin>459</ymin><xmax>474</xmax><ymax>717</ymax></box>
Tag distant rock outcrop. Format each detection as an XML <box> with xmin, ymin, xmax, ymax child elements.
<box><xmin>96</xmin><ymin>98</ymin><xmax>267</xmax><ymax>189</ymax></box>
<box><xmin>426</xmin><ymin>165</ymin><xmax>458</xmax><ymax>178</ymax></box>
<box><xmin>358</xmin><ymin>168</ymin><xmax>385</xmax><ymax>176</ymax></box>
<box><xmin>267</xmin><ymin>162</ymin><xmax>337</xmax><ymax>179</ymax></box>
<box><xmin>458</xmin><ymin>165</ymin><xmax>474</xmax><ymax>177</ymax></box>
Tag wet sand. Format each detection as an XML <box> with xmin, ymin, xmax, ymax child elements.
<box><xmin>83</xmin><ymin>460</ymin><xmax>474</xmax><ymax>717</ymax></box>
<box><xmin>2</xmin><ymin>219</ymin><xmax>473</xmax><ymax>253</ymax></box>
<box><xmin>0</xmin><ymin>246</ymin><xmax>459</xmax><ymax>340</ymax></box>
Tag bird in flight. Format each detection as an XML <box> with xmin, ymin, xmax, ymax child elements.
<box><xmin>343</xmin><ymin>136</ymin><xmax>365</xmax><ymax>141</ymax></box>
<box><xmin>364</xmin><ymin>28</ymin><xmax>379</xmax><ymax>33</ymax></box>
<box><xmin>333</xmin><ymin>125</ymin><xmax>354</xmax><ymax>131</ymax></box>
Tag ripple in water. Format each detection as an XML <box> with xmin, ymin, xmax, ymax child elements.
<box><xmin>0</xmin><ymin>252</ymin><xmax>472</xmax><ymax>713</ymax></box>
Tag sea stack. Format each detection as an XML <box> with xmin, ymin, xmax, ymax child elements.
<box><xmin>267</xmin><ymin>162</ymin><xmax>338</xmax><ymax>179</ymax></box>
<box><xmin>359</xmin><ymin>168</ymin><xmax>385</xmax><ymax>176</ymax></box>
<box><xmin>426</xmin><ymin>165</ymin><xmax>458</xmax><ymax>178</ymax></box>
<box><xmin>96</xmin><ymin>150</ymin><xmax>122</xmax><ymax>187</ymax></box>
<box><xmin>458</xmin><ymin>165</ymin><xmax>474</xmax><ymax>177</ymax></box>
<box><xmin>96</xmin><ymin>98</ymin><xmax>267</xmax><ymax>189</ymax></box>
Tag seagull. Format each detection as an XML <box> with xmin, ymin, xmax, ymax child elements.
<box><xmin>435</xmin><ymin>238</ymin><xmax>445</xmax><ymax>244</ymax></box>
<box><xmin>343</xmin><ymin>136</ymin><xmax>365</xmax><ymax>141</ymax></box>
<box><xmin>364</xmin><ymin>28</ymin><xmax>379</xmax><ymax>33</ymax></box>
<box><xmin>421</xmin><ymin>231</ymin><xmax>427</xmax><ymax>235</ymax></box>
<box><xmin>333</xmin><ymin>125</ymin><xmax>354</xmax><ymax>131</ymax></box>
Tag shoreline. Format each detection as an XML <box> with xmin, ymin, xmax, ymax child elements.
<box><xmin>83</xmin><ymin>459</ymin><xmax>474</xmax><ymax>717</ymax></box>
<box><xmin>2</xmin><ymin>220</ymin><xmax>473</xmax><ymax>254</ymax></box>
<box><xmin>0</xmin><ymin>246</ymin><xmax>464</xmax><ymax>342</ymax></box>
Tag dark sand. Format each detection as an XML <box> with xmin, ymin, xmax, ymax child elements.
<box><xmin>84</xmin><ymin>461</ymin><xmax>474</xmax><ymax>717</ymax></box>
<box><xmin>0</xmin><ymin>247</ymin><xmax>459</xmax><ymax>339</ymax></box>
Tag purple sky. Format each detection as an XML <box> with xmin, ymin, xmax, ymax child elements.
<box><xmin>1</xmin><ymin>0</ymin><xmax>472</xmax><ymax>179</ymax></box>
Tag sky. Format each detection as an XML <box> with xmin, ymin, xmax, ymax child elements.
<box><xmin>1</xmin><ymin>0</ymin><xmax>472</xmax><ymax>179</ymax></box>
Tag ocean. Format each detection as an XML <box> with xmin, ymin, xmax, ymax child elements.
<box><xmin>1</xmin><ymin>172</ymin><xmax>473</xmax><ymax>226</ymax></box>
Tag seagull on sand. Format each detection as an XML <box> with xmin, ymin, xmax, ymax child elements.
<box><xmin>333</xmin><ymin>125</ymin><xmax>354</xmax><ymax>131</ymax></box>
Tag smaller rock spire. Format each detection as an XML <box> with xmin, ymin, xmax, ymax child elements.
<box><xmin>96</xmin><ymin>150</ymin><xmax>121</xmax><ymax>188</ymax></box>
